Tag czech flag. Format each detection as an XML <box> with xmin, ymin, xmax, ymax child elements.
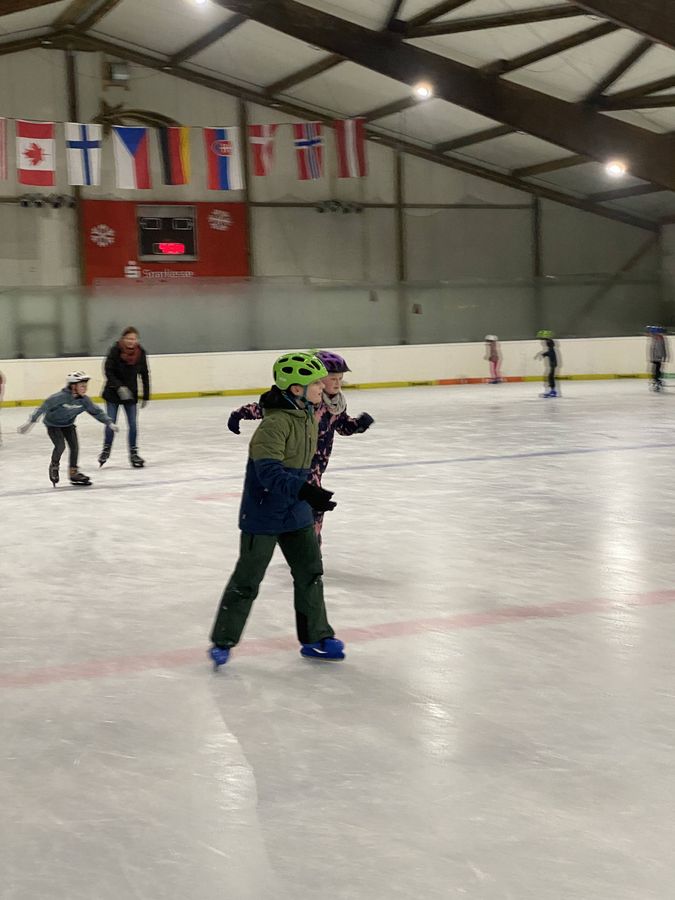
<box><xmin>112</xmin><ymin>126</ymin><xmax>151</xmax><ymax>189</ymax></box>
<box><xmin>158</xmin><ymin>126</ymin><xmax>190</xmax><ymax>186</ymax></box>
<box><xmin>204</xmin><ymin>126</ymin><xmax>243</xmax><ymax>191</ymax></box>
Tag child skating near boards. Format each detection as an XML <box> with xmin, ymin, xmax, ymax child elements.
<box><xmin>484</xmin><ymin>335</ymin><xmax>502</xmax><ymax>384</ymax></box>
<box><xmin>535</xmin><ymin>330</ymin><xmax>559</xmax><ymax>398</ymax></box>
<box><xmin>646</xmin><ymin>325</ymin><xmax>669</xmax><ymax>392</ymax></box>
<box><xmin>17</xmin><ymin>371</ymin><xmax>118</xmax><ymax>486</ymax></box>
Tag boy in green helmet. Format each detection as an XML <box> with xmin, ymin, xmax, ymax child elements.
<box><xmin>209</xmin><ymin>351</ymin><xmax>345</xmax><ymax>668</ymax></box>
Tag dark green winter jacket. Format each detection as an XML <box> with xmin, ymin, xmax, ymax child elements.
<box><xmin>238</xmin><ymin>387</ymin><xmax>318</xmax><ymax>535</ymax></box>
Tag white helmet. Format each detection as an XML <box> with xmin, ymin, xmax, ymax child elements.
<box><xmin>66</xmin><ymin>371</ymin><xmax>90</xmax><ymax>384</ymax></box>
<box><xmin>485</xmin><ymin>335</ymin><xmax>498</xmax><ymax>342</ymax></box>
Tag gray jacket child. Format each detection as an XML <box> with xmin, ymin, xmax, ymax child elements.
<box><xmin>27</xmin><ymin>388</ymin><xmax>113</xmax><ymax>429</ymax></box>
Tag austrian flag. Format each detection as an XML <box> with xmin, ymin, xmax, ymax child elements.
<box><xmin>335</xmin><ymin>118</ymin><xmax>367</xmax><ymax>178</ymax></box>
<box><xmin>17</xmin><ymin>120</ymin><xmax>55</xmax><ymax>186</ymax></box>
<box><xmin>248</xmin><ymin>124</ymin><xmax>278</xmax><ymax>176</ymax></box>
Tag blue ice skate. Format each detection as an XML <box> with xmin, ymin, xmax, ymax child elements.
<box><xmin>300</xmin><ymin>637</ymin><xmax>345</xmax><ymax>661</ymax></box>
<box><xmin>208</xmin><ymin>645</ymin><xmax>230</xmax><ymax>669</ymax></box>
<box><xmin>540</xmin><ymin>389</ymin><xmax>558</xmax><ymax>398</ymax></box>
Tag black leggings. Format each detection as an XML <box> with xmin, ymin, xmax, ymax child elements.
<box><xmin>653</xmin><ymin>361</ymin><xmax>663</xmax><ymax>384</ymax></box>
<box><xmin>547</xmin><ymin>366</ymin><xmax>556</xmax><ymax>391</ymax></box>
<box><xmin>47</xmin><ymin>425</ymin><xmax>78</xmax><ymax>469</ymax></box>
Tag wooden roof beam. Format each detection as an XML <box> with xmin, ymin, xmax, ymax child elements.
<box><xmin>169</xmin><ymin>13</ymin><xmax>246</xmax><ymax>65</ymax></box>
<box><xmin>585</xmin><ymin>37</ymin><xmax>652</xmax><ymax>102</ymax></box>
<box><xmin>483</xmin><ymin>22</ymin><xmax>617</xmax><ymax>76</ymax></box>
<box><xmin>360</xmin><ymin>95</ymin><xmax>421</xmax><ymax>122</ymax></box>
<box><xmin>569</xmin><ymin>1</ymin><xmax>675</xmax><ymax>50</ymax></box>
<box><xmin>435</xmin><ymin>125</ymin><xmax>514</xmax><ymax>153</ymax></box>
<box><xmin>0</xmin><ymin>0</ymin><xmax>61</xmax><ymax>15</ymax></box>
<box><xmin>514</xmin><ymin>155</ymin><xmax>590</xmax><ymax>178</ymax></box>
<box><xmin>223</xmin><ymin>0</ymin><xmax>675</xmax><ymax>191</ymax></box>
<box><xmin>589</xmin><ymin>184</ymin><xmax>664</xmax><ymax>203</ymax></box>
<box><xmin>408</xmin><ymin>5</ymin><xmax>584</xmax><ymax>39</ymax></box>
<box><xmin>405</xmin><ymin>0</ymin><xmax>475</xmax><ymax>29</ymax></box>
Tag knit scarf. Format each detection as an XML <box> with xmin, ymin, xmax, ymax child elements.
<box><xmin>119</xmin><ymin>341</ymin><xmax>141</xmax><ymax>366</ymax></box>
<box><xmin>322</xmin><ymin>390</ymin><xmax>347</xmax><ymax>415</ymax></box>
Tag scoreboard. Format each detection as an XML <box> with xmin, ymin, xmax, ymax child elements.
<box><xmin>137</xmin><ymin>204</ymin><xmax>197</xmax><ymax>262</ymax></box>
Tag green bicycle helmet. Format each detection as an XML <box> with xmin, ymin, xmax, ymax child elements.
<box><xmin>536</xmin><ymin>329</ymin><xmax>554</xmax><ymax>339</ymax></box>
<box><xmin>273</xmin><ymin>351</ymin><xmax>328</xmax><ymax>391</ymax></box>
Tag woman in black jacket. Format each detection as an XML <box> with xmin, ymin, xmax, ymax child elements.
<box><xmin>99</xmin><ymin>326</ymin><xmax>150</xmax><ymax>468</ymax></box>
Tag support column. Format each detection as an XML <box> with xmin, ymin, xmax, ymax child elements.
<box><xmin>531</xmin><ymin>196</ymin><xmax>543</xmax><ymax>332</ymax></box>
<box><xmin>395</xmin><ymin>148</ymin><xmax>408</xmax><ymax>345</ymax></box>
<box><xmin>659</xmin><ymin>224</ymin><xmax>675</xmax><ymax>324</ymax></box>
<box><xmin>65</xmin><ymin>48</ymin><xmax>90</xmax><ymax>355</ymax></box>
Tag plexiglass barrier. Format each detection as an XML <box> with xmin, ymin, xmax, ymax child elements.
<box><xmin>0</xmin><ymin>275</ymin><xmax>665</xmax><ymax>359</ymax></box>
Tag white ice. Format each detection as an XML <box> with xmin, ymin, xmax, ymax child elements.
<box><xmin>2</xmin><ymin>380</ymin><xmax>675</xmax><ymax>899</ymax></box>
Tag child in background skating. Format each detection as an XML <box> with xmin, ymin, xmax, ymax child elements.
<box><xmin>646</xmin><ymin>325</ymin><xmax>669</xmax><ymax>391</ymax></box>
<box><xmin>99</xmin><ymin>326</ymin><xmax>150</xmax><ymax>469</ymax></box>
<box><xmin>484</xmin><ymin>335</ymin><xmax>502</xmax><ymax>383</ymax></box>
<box><xmin>209</xmin><ymin>351</ymin><xmax>344</xmax><ymax>669</ymax></box>
<box><xmin>535</xmin><ymin>330</ymin><xmax>559</xmax><ymax>398</ymax></box>
<box><xmin>17</xmin><ymin>371</ymin><xmax>118</xmax><ymax>486</ymax></box>
<box><xmin>228</xmin><ymin>349</ymin><xmax>374</xmax><ymax>541</ymax></box>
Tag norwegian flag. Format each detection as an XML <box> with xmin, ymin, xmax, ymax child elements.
<box><xmin>293</xmin><ymin>122</ymin><xmax>323</xmax><ymax>181</ymax></box>
<box><xmin>17</xmin><ymin>120</ymin><xmax>55</xmax><ymax>186</ymax></box>
<box><xmin>248</xmin><ymin>124</ymin><xmax>278</xmax><ymax>176</ymax></box>
<box><xmin>335</xmin><ymin>118</ymin><xmax>367</xmax><ymax>178</ymax></box>
<box><xmin>0</xmin><ymin>118</ymin><xmax>6</xmax><ymax>181</ymax></box>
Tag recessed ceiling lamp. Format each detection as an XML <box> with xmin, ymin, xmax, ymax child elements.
<box><xmin>605</xmin><ymin>159</ymin><xmax>628</xmax><ymax>178</ymax></box>
<box><xmin>413</xmin><ymin>82</ymin><xmax>433</xmax><ymax>100</ymax></box>
<box><xmin>194</xmin><ymin>0</ymin><xmax>208</xmax><ymax>5</ymax></box>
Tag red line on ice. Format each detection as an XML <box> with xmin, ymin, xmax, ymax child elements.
<box><xmin>2</xmin><ymin>588</ymin><xmax>675</xmax><ymax>689</ymax></box>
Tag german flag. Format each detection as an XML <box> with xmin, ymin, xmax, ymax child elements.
<box><xmin>158</xmin><ymin>126</ymin><xmax>190</xmax><ymax>185</ymax></box>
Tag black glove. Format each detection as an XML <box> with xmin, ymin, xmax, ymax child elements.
<box><xmin>298</xmin><ymin>482</ymin><xmax>336</xmax><ymax>512</ymax></box>
<box><xmin>141</xmin><ymin>398</ymin><xmax>149</xmax><ymax>409</ymax></box>
<box><xmin>356</xmin><ymin>412</ymin><xmax>374</xmax><ymax>432</ymax></box>
<box><xmin>227</xmin><ymin>413</ymin><xmax>241</xmax><ymax>435</ymax></box>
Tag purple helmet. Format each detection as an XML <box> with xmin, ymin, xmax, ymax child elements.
<box><xmin>315</xmin><ymin>350</ymin><xmax>350</xmax><ymax>374</ymax></box>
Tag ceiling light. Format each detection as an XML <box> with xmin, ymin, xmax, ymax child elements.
<box><xmin>194</xmin><ymin>0</ymin><xmax>208</xmax><ymax>5</ymax></box>
<box><xmin>605</xmin><ymin>159</ymin><xmax>628</xmax><ymax>178</ymax></box>
<box><xmin>413</xmin><ymin>82</ymin><xmax>433</xmax><ymax>100</ymax></box>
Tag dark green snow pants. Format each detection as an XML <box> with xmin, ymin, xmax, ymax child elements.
<box><xmin>210</xmin><ymin>526</ymin><xmax>335</xmax><ymax>648</ymax></box>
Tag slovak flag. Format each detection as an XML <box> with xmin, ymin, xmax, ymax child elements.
<box><xmin>17</xmin><ymin>120</ymin><xmax>55</xmax><ymax>186</ymax></box>
<box><xmin>335</xmin><ymin>118</ymin><xmax>367</xmax><ymax>178</ymax></box>
<box><xmin>248</xmin><ymin>124</ymin><xmax>278</xmax><ymax>176</ymax></box>
<box><xmin>112</xmin><ymin>126</ymin><xmax>151</xmax><ymax>189</ymax></box>
<box><xmin>204</xmin><ymin>127</ymin><xmax>243</xmax><ymax>190</ymax></box>
<box><xmin>293</xmin><ymin>122</ymin><xmax>323</xmax><ymax>181</ymax></box>
<box><xmin>65</xmin><ymin>123</ymin><xmax>102</xmax><ymax>186</ymax></box>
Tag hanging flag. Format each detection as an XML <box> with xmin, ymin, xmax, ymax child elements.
<box><xmin>248</xmin><ymin>124</ymin><xmax>278</xmax><ymax>176</ymax></box>
<box><xmin>158</xmin><ymin>126</ymin><xmax>191</xmax><ymax>186</ymax></box>
<box><xmin>0</xmin><ymin>118</ymin><xmax>6</xmax><ymax>181</ymax></box>
<box><xmin>16</xmin><ymin>120</ymin><xmax>55</xmax><ymax>186</ymax></box>
<box><xmin>204</xmin><ymin>127</ymin><xmax>243</xmax><ymax>190</ymax></box>
<box><xmin>65</xmin><ymin>123</ymin><xmax>102</xmax><ymax>186</ymax></box>
<box><xmin>293</xmin><ymin>122</ymin><xmax>323</xmax><ymax>181</ymax></box>
<box><xmin>112</xmin><ymin>126</ymin><xmax>151</xmax><ymax>189</ymax></box>
<box><xmin>335</xmin><ymin>118</ymin><xmax>367</xmax><ymax>178</ymax></box>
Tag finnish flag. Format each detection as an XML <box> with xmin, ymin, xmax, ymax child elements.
<box><xmin>65</xmin><ymin>123</ymin><xmax>102</xmax><ymax>186</ymax></box>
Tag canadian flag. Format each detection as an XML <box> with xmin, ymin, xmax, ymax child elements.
<box><xmin>17</xmin><ymin>120</ymin><xmax>55</xmax><ymax>186</ymax></box>
<box><xmin>248</xmin><ymin>124</ymin><xmax>278</xmax><ymax>176</ymax></box>
<box><xmin>335</xmin><ymin>118</ymin><xmax>367</xmax><ymax>178</ymax></box>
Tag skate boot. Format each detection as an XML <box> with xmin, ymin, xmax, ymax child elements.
<box><xmin>129</xmin><ymin>447</ymin><xmax>145</xmax><ymax>468</ymax></box>
<box><xmin>98</xmin><ymin>444</ymin><xmax>111</xmax><ymax>467</ymax></box>
<box><xmin>69</xmin><ymin>468</ymin><xmax>92</xmax><ymax>486</ymax></box>
<box><xmin>49</xmin><ymin>462</ymin><xmax>59</xmax><ymax>487</ymax></box>
<box><xmin>209</xmin><ymin>645</ymin><xmax>230</xmax><ymax>670</ymax></box>
<box><xmin>300</xmin><ymin>637</ymin><xmax>345</xmax><ymax>661</ymax></box>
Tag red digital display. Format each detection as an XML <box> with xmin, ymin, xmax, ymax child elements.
<box><xmin>155</xmin><ymin>242</ymin><xmax>186</xmax><ymax>255</ymax></box>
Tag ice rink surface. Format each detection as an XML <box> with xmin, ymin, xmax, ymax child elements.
<box><xmin>3</xmin><ymin>379</ymin><xmax>675</xmax><ymax>899</ymax></box>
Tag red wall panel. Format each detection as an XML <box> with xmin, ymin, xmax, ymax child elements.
<box><xmin>82</xmin><ymin>200</ymin><xmax>249</xmax><ymax>285</ymax></box>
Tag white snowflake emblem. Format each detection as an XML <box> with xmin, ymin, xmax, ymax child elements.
<box><xmin>90</xmin><ymin>224</ymin><xmax>116</xmax><ymax>248</ymax></box>
<box><xmin>208</xmin><ymin>209</ymin><xmax>232</xmax><ymax>231</ymax></box>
